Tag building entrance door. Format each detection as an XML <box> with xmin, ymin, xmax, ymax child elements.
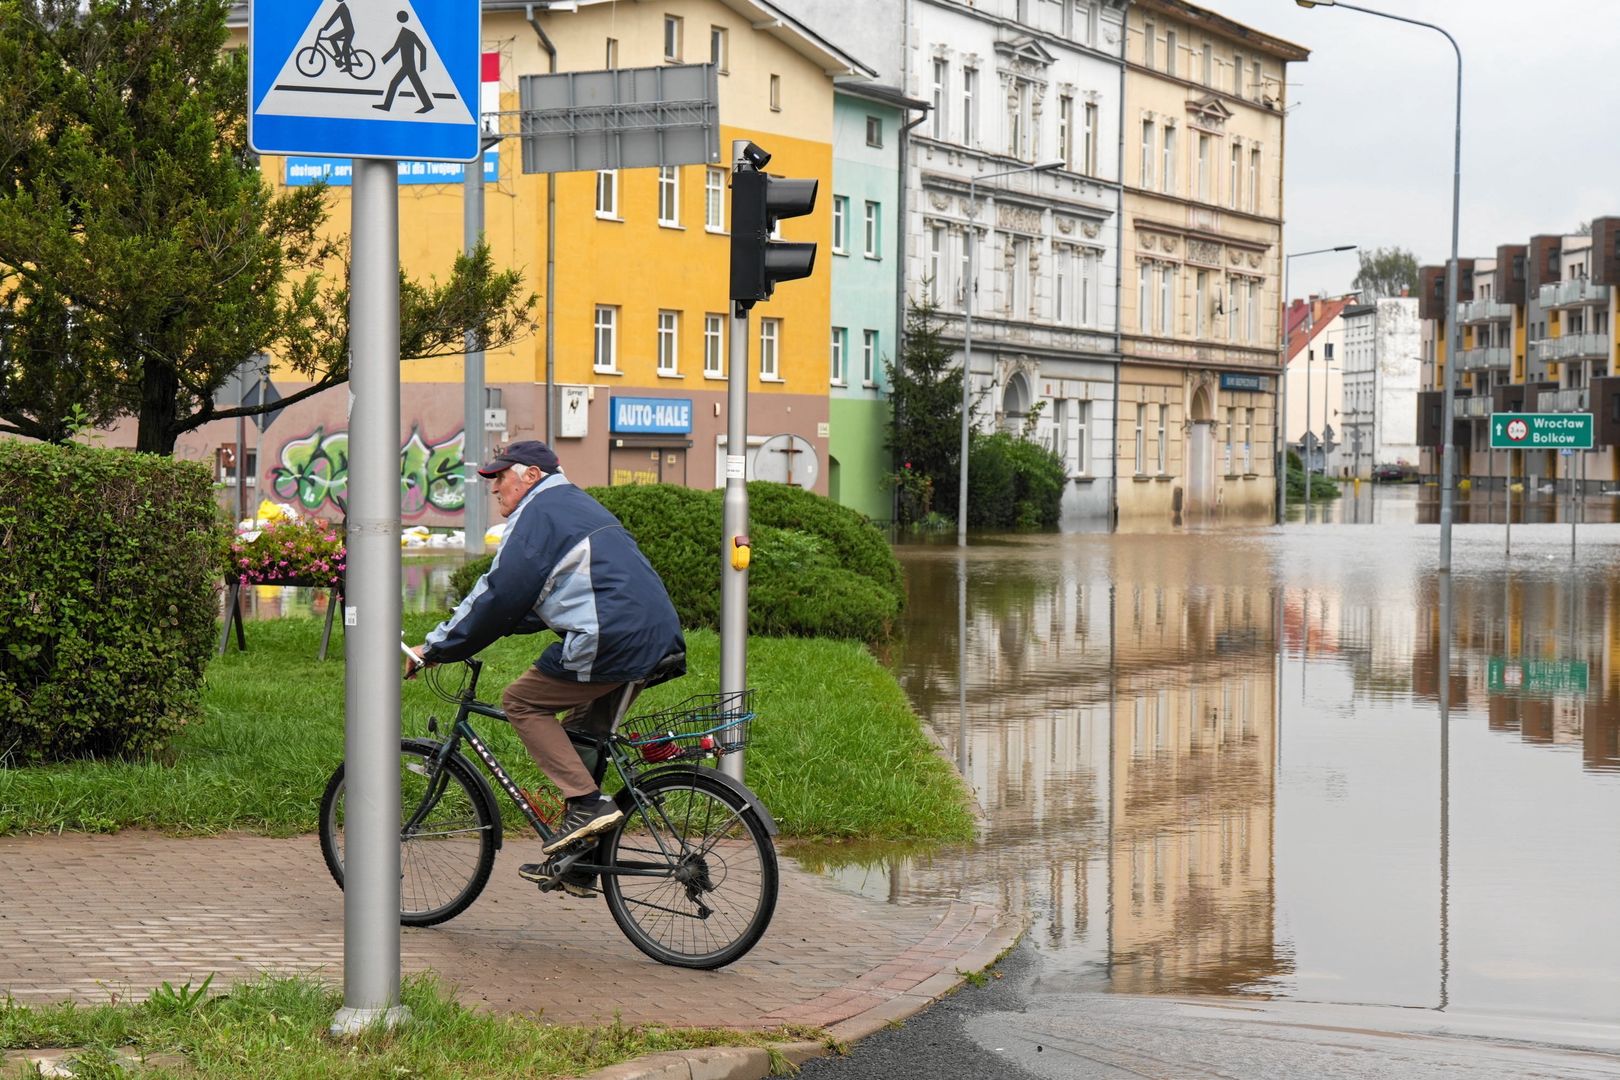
<box><xmin>1188</xmin><ymin>420</ymin><xmax>1215</xmax><ymax>513</ymax></box>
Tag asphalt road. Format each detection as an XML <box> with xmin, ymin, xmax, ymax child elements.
<box><xmin>800</xmin><ymin>942</ymin><xmax>1620</xmax><ymax>1080</ymax></box>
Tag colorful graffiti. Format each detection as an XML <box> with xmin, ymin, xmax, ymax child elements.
<box><xmin>269</xmin><ymin>425</ymin><xmax>466</xmax><ymax>517</ymax></box>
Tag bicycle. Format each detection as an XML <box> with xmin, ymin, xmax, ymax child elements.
<box><xmin>296</xmin><ymin>33</ymin><xmax>376</xmax><ymax>81</ymax></box>
<box><xmin>316</xmin><ymin>651</ymin><xmax>780</xmax><ymax>970</ymax></box>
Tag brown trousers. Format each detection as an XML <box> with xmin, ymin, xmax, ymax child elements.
<box><xmin>501</xmin><ymin>667</ymin><xmax>635</xmax><ymax>798</ymax></box>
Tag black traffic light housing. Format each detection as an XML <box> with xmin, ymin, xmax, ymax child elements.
<box><xmin>729</xmin><ymin>142</ymin><xmax>818</xmax><ymax>310</ymax></box>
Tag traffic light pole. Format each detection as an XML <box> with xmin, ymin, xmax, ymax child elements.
<box><xmin>720</xmin><ymin>140</ymin><xmax>752</xmax><ymax>784</ymax></box>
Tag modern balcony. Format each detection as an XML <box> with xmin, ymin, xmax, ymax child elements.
<box><xmin>1533</xmin><ymin>333</ymin><xmax>1611</xmax><ymax>363</ymax></box>
<box><xmin>1538</xmin><ymin>279</ymin><xmax>1611</xmax><ymax>310</ymax></box>
<box><xmin>1451</xmin><ymin>394</ymin><xmax>1494</xmax><ymax>420</ymax></box>
<box><xmin>1458</xmin><ymin>299</ymin><xmax>1513</xmax><ymax>323</ymax></box>
<box><xmin>1536</xmin><ymin>387</ymin><xmax>1590</xmax><ymax>413</ymax></box>
<box><xmin>1457</xmin><ymin>346</ymin><xmax>1510</xmax><ymax>372</ymax></box>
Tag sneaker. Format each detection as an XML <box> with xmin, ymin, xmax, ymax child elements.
<box><xmin>516</xmin><ymin>862</ymin><xmax>598</xmax><ymax>898</ymax></box>
<box><xmin>542</xmin><ymin>796</ymin><xmax>623</xmax><ymax>854</ymax></box>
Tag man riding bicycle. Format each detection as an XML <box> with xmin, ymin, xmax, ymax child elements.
<box><xmin>318</xmin><ymin>0</ymin><xmax>357</xmax><ymax>72</ymax></box>
<box><xmin>407</xmin><ymin>441</ymin><xmax>685</xmax><ymax>879</ymax></box>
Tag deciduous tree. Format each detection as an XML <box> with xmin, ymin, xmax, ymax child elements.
<box><xmin>1350</xmin><ymin>246</ymin><xmax>1420</xmax><ymax>302</ymax></box>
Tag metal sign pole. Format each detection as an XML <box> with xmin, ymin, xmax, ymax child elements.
<box><xmin>331</xmin><ymin>159</ymin><xmax>408</xmax><ymax>1036</ymax></box>
<box><xmin>721</xmin><ymin>289</ymin><xmax>750</xmax><ymax>784</ymax></box>
<box><xmin>463</xmin><ymin>154</ymin><xmax>487</xmax><ymax>557</ymax></box>
<box><xmin>1505</xmin><ymin>449</ymin><xmax>1512</xmax><ymax>558</ymax></box>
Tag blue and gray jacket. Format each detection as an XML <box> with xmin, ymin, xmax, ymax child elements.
<box><xmin>422</xmin><ymin>474</ymin><xmax>685</xmax><ymax>684</ymax></box>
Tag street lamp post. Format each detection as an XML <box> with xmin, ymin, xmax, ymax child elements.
<box><xmin>1297</xmin><ymin>0</ymin><xmax>1463</xmax><ymax>569</ymax></box>
<box><xmin>958</xmin><ymin>159</ymin><xmax>1063</xmax><ymax>547</ymax></box>
<box><xmin>1278</xmin><ymin>245</ymin><xmax>1355</xmax><ymax>524</ymax></box>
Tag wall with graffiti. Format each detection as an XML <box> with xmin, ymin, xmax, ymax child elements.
<box><xmin>268</xmin><ymin>424</ymin><xmax>466</xmax><ymax>518</ymax></box>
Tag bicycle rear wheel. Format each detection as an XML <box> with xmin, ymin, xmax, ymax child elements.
<box><xmin>318</xmin><ymin>737</ymin><xmax>497</xmax><ymax>927</ymax></box>
<box><xmin>601</xmin><ymin>770</ymin><xmax>778</xmax><ymax>969</ymax></box>
<box><xmin>295</xmin><ymin>44</ymin><xmax>326</xmax><ymax>78</ymax></box>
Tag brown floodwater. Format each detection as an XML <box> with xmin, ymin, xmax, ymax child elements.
<box><xmin>803</xmin><ymin>486</ymin><xmax>1620</xmax><ymax>1031</ymax></box>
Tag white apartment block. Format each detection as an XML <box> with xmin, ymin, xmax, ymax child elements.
<box><xmin>1341</xmin><ymin>297</ymin><xmax>1421</xmax><ymax>477</ymax></box>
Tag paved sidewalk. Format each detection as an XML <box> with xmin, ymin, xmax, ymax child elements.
<box><xmin>0</xmin><ymin>832</ymin><xmax>1015</xmax><ymax>1035</ymax></box>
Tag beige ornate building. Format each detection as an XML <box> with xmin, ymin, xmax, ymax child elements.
<box><xmin>1115</xmin><ymin>0</ymin><xmax>1306</xmax><ymax>520</ymax></box>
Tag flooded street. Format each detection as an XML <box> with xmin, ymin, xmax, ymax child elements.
<box><xmin>813</xmin><ymin>486</ymin><xmax>1620</xmax><ymax>1039</ymax></box>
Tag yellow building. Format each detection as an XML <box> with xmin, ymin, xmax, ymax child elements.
<box><xmin>209</xmin><ymin>1</ymin><xmax>869</xmax><ymax>523</ymax></box>
<box><xmin>1115</xmin><ymin>1</ymin><xmax>1306</xmax><ymax>521</ymax></box>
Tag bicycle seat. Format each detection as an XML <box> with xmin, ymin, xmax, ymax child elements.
<box><xmin>640</xmin><ymin>650</ymin><xmax>686</xmax><ymax>689</ymax></box>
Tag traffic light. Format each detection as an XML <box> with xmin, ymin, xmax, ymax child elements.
<box><xmin>729</xmin><ymin>142</ymin><xmax>818</xmax><ymax>309</ymax></box>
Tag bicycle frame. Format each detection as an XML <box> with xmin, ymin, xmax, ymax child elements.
<box><xmin>419</xmin><ymin>660</ymin><xmax>740</xmax><ymax>885</ymax></box>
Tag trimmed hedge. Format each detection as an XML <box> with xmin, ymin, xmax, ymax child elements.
<box><xmin>966</xmin><ymin>433</ymin><xmax>1066</xmax><ymax>530</ymax></box>
<box><xmin>0</xmin><ymin>442</ymin><xmax>226</xmax><ymax>763</ymax></box>
<box><xmin>449</xmin><ymin>482</ymin><xmax>902</xmax><ymax>644</ymax></box>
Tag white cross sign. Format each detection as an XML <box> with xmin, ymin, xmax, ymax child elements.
<box><xmin>249</xmin><ymin>0</ymin><xmax>481</xmax><ymax>162</ymax></box>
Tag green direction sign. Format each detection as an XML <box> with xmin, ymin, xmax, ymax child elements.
<box><xmin>1490</xmin><ymin>412</ymin><xmax>1593</xmax><ymax>449</ymax></box>
<box><xmin>1487</xmin><ymin>657</ymin><xmax>1589</xmax><ymax>695</ymax></box>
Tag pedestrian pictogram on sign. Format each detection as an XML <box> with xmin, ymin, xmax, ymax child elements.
<box><xmin>250</xmin><ymin>0</ymin><xmax>480</xmax><ymax>162</ymax></box>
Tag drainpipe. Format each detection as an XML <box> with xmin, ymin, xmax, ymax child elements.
<box><xmin>1109</xmin><ymin>18</ymin><xmax>1125</xmax><ymax>532</ymax></box>
<box><xmin>894</xmin><ymin>104</ymin><xmax>927</xmax><ymax>526</ymax></box>
<box><xmin>527</xmin><ymin>4</ymin><xmax>559</xmax><ymax>443</ymax></box>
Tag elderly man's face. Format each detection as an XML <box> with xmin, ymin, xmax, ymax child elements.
<box><xmin>490</xmin><ymin>464</ymin><xmax>542</xmax><ymax>517</ymax></box>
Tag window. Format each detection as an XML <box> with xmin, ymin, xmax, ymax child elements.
<box><xmin>832</xmin><ymin>195</ymin><xmax>848</xmax><ymax>254</ymax></box>
<box><xmin>927</xmin><ymin>224</ymin><xmax>946</xmax><ymax>302</ymax></box>
<box><xmin>1009</xmin><ymin>79</ymin><xmax>1033</xmax><ymax>158</ymax></box>
<box><xmin>605</xmin><ymin>37</ymin><xmax>619</xmax><ymax>69</ymax></box>
<box><xmin>1249</xmin><ymin>148</ymin><xmax>1261</xmax><ymax>212</ymax></box>
<box><xmin>1012</xmin><ymin>236</ymin><xmax>1030</xmax><ymax>316</ymax></box>
<box><xmin>769</xmin><ymin>74</ymin><xmax>781</xmax><ymax>111</ymax></box>
<box><xmin>705</xmin><ymin>167</ymin><xmax>725</xmax><ymax>231</ymax></box>
<box><xmin>1161</xmin><ymin>123</ymin><xmax>1176</xmax><ymax>193</ymax></box>
<box><xmin>865</xmin><ymin>115</ymin><xmax>883</xmax><ymax>148</ymax></box>
<box><xmin>959</xmin><ymin>226</ymin><xmax>974</xmax><ymax>311</ymax></box>
<box><xmin>962</xmin><ymin>67</ymin><xmax>977</xmax><ymax>144</ymax></box>
<box><xmin>1140</xmin><ymin>119</ymin><xmax>1155</xmax><ymax>188</ymax></box>
<box><xmin>863</xmin><ymin>200</ymin><xmax>881</xmax><ymax>258</ymax></box>
<box><xmin>759</xmin><ymin>318</ymin><xmax>781</xmax><ymax>379</ymax></box>
<box><xmin>664</xmin><ymin>15</ymin><xmax>683</xmax><ymax>61</ymax></box>
<box><xmin>1056</xmin><ymin>245</ymin><xmax>1071</xmax><ymax>325</ymax></box>
<box><xmin>595</xmin><ymin>169</ymin><xmax>618</xmax><ymax>218</ymax></box>
<box><xmin>593</xmin><ymin>305</ymin><xmax>618</xmax><ymax>373</ymax></box>
<box><xmin>710</xmin><ymin>25</ymin><xmax>728</xmax><ymax>71</ymax></box>
<box><xmin>1159</xmin><ymin>265</ymin><xmax>1174</xmax><ymax>335</ymax></box>
<box><xmin>931</xmin><ymin>59</ymin><xmax>947</xmax><ymax>139</ymax></box>
<box><xmin>1142</xmin><ymin>21</ymin><xmax>1155</xmax><ymax>69</ymax></box>
<box><xmin>829</xmin><ymin>327</ymin><xmax>847</xmax><ymax>385</ymax></box>
<box><xmin>862</xmin><ymin>330</ymin><xmax>878</xmax><ymax>384</ymax></box>
<box><xmin>1165</xmin><ymin>30</ymin><xmax>1178</xmax><ymax>77</ymax></box>
<box><xmin>1247</xmin><ymin>280</ymin><xmax>1259</xmax><ymax>342</ymax></box>
<box><xmin>1053</xmin><ymin>398</ymin><xmax>1070</xmax><ymax>465</ymax></box>
<box><xmin>1252</xmin><ymin>60</ymin><xmax>1263</xmax><ymax>101</ymax></box>
<box><xmin>1058</xmin><ymin>95</ymin><xmax>1074</xmax><ymax>170</ymax></box>
<box><xmin>657</xmin><ymin>166</ymin><xmax>680</xmax><ymax>226</ymax></box>
<box><xmin>1224</xmin><ymin>406</ymin><xmax>1235</xmax><ymax>473</ymax></box>
<box><xmin>1082</xmin><ymin>101</ymin><xmax>1097</xmax><ymax>175</ymax></box>
<box><xmin>656</xmin><ymin>310</ymin><xmax>680</xmax><ymax>375</ymax></box>
<box><xmin>1075</xmin><ymin>400</ymin><xmax>1090</xmax><ymax>474</ymax></box>
<box><xmin>1228</xmin><ymin>143</ymin><xmax>1241</xmax><ymax>208</ymax></box>
<box><xmin>1196</xmin><ymin>133</ymin><xmax>1211</xmax><ymax>201</ymax></box>
<box><xmin>704</xmin><ymin>313</ymin><xmax>725</xmax><ymax>378</ymax></box>
<box><xmin>1195</xmin><ymin>270</ymin><xmax>1208</xmax><ymax>337</ymax></box>
<box><xmin>1153</xmin><ymin>404</ymin><xmax>1166</xmax><ymax>472</ymax></box>
<box><xmin>1080</xmin><ymin>249</ymin><xmax>1097</xmax><ymax>326</ymax></box>
<box><xmin>1244</xmin><ymin>408</ymin><xmax>1255</xmax><ymax>472</ymax></box>
<box><xmin>1135</xmin><ymin>404</ymin><xmax>1147</xmax><ymax>473</ymax></box>
<box><xmin>1232</xmin><ymin>51</ymin><xmax>1243</xmax><ymax>95</ymax></box>
<box><xmin>1202</xmin><ymin>40</ymin><xmax>1212</xmax><ymax>84</ymax></box>
<box><xmin>1138</xmin><ymin>263</ymin><xmax>1153</xmax><ymax>332</ymax></box>
<box><xmin>1226</xmin><ymin>278</ymin><xmax>1239</xmax><ymax>339</ymax></box>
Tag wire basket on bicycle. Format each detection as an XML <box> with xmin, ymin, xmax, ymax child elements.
<box><xmin>620</xmin><ymin>689</ymin><xmax>754</xmax><ymax>764</ymax></box>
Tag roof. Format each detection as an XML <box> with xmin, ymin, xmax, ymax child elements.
<box><xmin>1133</xmin><ymin>0</ymin><xmax>1310</xmax><ymax>62</ymax></box>
<box><xmin>1286</xmin><ymin>296</ymin><xmax>1355</xmax><ymax>363</ymax></box>
<box><xmin>836</xmin><ymin>81</ymin><xmax>929</xmax><ymax>113</ymax></box>
<box><xmin>226</xmin><ymin>1</ymin><xmax>877</xmax><ymax>79</ymax></box>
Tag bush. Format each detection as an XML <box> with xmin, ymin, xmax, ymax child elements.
<box><xmin>448</xmin><ymin>483</ymin><xmax>904</xmax><ymax>644</ymax></box>
<box><xmin>0</xmin><ymin>442</ymin><xmax>225</xmax><ymax>763</ymax></box>
<box><xmin>966</xmin><ymin>433</ymin><xmax>1066</xmax><ymax>529</ymax></box>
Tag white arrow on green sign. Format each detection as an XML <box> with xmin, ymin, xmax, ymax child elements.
<box><xmin>1489</xmin><ymin>412</ymin><xmax>1593</xmax><ymax>450</ymax></box>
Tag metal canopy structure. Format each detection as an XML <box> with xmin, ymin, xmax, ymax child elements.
<box><xmin>517</xmin><ymin>63</ymin><xmax>720</xmax><ymax>174</ymax></box>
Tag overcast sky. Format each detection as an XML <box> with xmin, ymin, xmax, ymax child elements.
<box><xmin>1209</xmin><ymin>0</ymin><xmax>1620</xmax><ymax>300</ymax></box>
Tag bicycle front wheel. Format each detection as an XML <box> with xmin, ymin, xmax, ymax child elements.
<box><xmin>318</xmin><ymin>737</ymin><xmax>497</xmax><ymax>927</ymax></box>
<box><xmin>601</xmin><ymin>770</ymin><xmax>778</xmax><ymax>969</ymax></box>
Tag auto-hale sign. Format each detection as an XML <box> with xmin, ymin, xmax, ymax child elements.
<box><xmin>1490</xmin><ymin>412</ymin><xmax>1593</xmax><ymax>450</ymax></box>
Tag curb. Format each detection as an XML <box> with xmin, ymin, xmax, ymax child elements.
<box><xmin>578</xmin><ymin>913</ymin><xmax>1027</xmax><ymax>1080</ymax></box>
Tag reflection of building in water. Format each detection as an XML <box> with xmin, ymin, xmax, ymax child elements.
<box><xmin>1108</xmin><ymin>541</ymin><xmax>1284</xmax><ymax>994</ymax></box>
<box><xmin>1413</xmin><ymin>574</ymin><xmax>1620</xmax><ymax>772</ymax></box>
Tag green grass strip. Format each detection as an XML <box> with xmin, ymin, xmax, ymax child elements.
<box><xmin>0</xmin><ymin>972</ymin><xmax>819</xmax><ymax>1078</ymax></box>
<box><xmin>0</xmin><ymin>618</ymin><xmax>973</xmax><ymax>845</ymax></box>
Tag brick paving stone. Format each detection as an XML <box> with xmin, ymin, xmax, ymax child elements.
<box><xmin>0</xmin><ymin>833</ymin><xmax>1014</xmax><ymax>1032</ymax></box>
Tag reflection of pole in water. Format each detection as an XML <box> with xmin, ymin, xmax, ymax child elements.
<box><xmin>1275</xmin><ymin>574</ymin><xmax>1284</xmax><ymax>772</ymax></box>
<box><xmin>957</xmin><ymin>552</ymin><xmax>967</xmax><ymax>774</ymax></box>
<box><xmin>1106</xmin><ymin>578</ymin><xmax>1116</xmax><ymax>981</ymax></box>
<box><xmin>1438</xmin><ymin>571</ymin><xmax>1451</xmax><ymax>1011</ymax></box>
